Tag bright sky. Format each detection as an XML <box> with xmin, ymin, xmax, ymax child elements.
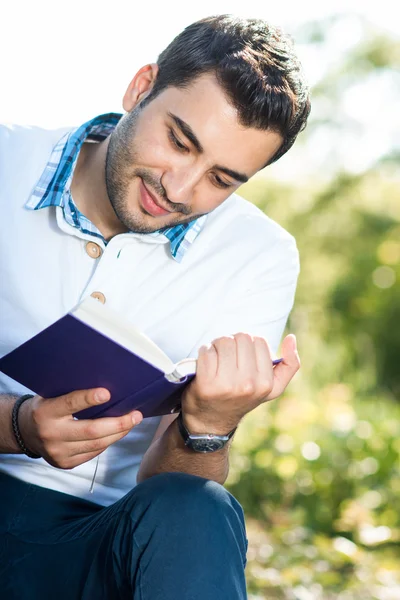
<box><xmin>1</xmin><ymin>0</ymin><xmax>398</xmax><ymax>180</ymax></box>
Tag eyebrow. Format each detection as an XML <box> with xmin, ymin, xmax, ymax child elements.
<box><xmin>168</xmin><ymin>112</ymin><xmax>204</xmax><ymax>153</ymax></box>
<box><xmin>213</xmin><ymin>165</ymin><xmax>249</xmax><ymax>184</ymax></box>
<box><xmin>168</xmin><ymin>112</ymin><xmax>249</xmax><ymax>184</ymax></box>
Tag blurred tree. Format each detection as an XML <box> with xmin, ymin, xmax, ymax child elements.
<box><xmin>228</xmin><ymin>12</ymin><xmax>400</xmax><ymax>599</ymax></box>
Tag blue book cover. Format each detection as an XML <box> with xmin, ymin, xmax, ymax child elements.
<box><xmin>0</xmin><ymin>297</ymin><xmax>195</xmax><ymax>419</ymax></box>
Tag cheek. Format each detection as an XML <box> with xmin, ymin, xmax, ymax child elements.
<box><xmin>133</xmin><ymin>126</ymin><xmax>171</xmax><ymax>168</ymax></box>
<box><xmin>192</xmin><ymin>186</ymin><xmax>231</xmax><ymax>214</ymax></box>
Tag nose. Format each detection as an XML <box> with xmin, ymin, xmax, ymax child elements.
<box><xmin>161</xmin><ymin>164</ymin><xmax>202</xmax><ymax>206</ymax></box>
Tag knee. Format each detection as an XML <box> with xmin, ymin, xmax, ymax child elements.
<box><xmin>119</xmin><ymin>473</ymin><xmax>248</xmax><ymax>568</ymax></box>
<box><xmin>135</xmin><ymin>472</ymin><xmax>245</xmax><ymax>531</ymax></box>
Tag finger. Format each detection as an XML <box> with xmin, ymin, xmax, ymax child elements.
<box><xmin>57</xmin><ymin>450</ymin><xmax>104</xmax><ymax>470</ymax></box>
<box><xmin>235</xmin><ymin>333</ymin><xmax>257</xmax><ymax>374</ymax></box>
<box><xmin>253</xmin><ymin>336</ymin><xmax>272</xmax><ymax>374</ymax></box>
<box><xmin>66</xmin><ymin>410</ymin><xmax>143</xmax><ymax>442</ymax></box>
<box><xmin>47</xmin><ymin>388</ymin><xmax>111</xmax><ymax>418</ymax></box>
<box><xmin>196</xmin><ymin>344</ymin><xmax>218</xmax><ymax>380</ymax></box>
<box><xmin>70</xmin><ymin>427</ymin><xmax>134</xmax><ymax>456</ymax></box>
<box><xmin>212</xmin><ymin>336</ymin><xmax>237</xmax><ymax>377</ymax></box>
<box><xmin>266</xmin><ymin>334</ymin><xmax>300</xmax><ymax>400</ymax></box>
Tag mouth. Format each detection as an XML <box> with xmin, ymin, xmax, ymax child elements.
<box><xmin>139</xmin><ymin>179</ymin><xmax>173</xmax><ymax>217</ymax></box>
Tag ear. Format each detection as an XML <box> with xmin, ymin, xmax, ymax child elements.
<box><xmin>122</xmin><ymin>64</ymin><xmax>159</xmax><ymax>112</ymax></box>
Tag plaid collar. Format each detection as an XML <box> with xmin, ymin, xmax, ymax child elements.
<box><xmin>25</xmin><ymin>113</ymin><xmax>206</xmax><ymax>263</ymax></box>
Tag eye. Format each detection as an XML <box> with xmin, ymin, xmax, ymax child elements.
<box><xmin>212</xmin><ymin>174</ymin><xmax>232</xmax><ymax>189</ymax></box>
<box><xmin>168</xmin><ymin>128</ymin><xmax>189</xmax><ymax>153</ymax></box>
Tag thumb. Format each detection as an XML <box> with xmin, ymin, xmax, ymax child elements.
<box><xmin>281</xmin><ymin>333</ymin><xmax>299</xmax><ymax>363</ymax></box>
<box><xmin>50</xmin><ymin>388</ymin><xmax>111</xmax><ymax>418</ymax></box>
<box><xmin>267</xmin><ymin>334</ymin><xmax>300</xmax><ymax>400</ymax></box>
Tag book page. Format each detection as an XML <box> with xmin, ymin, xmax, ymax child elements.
<box><xmin>166</xmin><ymin>358</ymin><xmax>197</xmax><ymax>383</ymax></box>
<box><xmin>72</xmin><ymin>297</ymin><xmax>174</xmax><ymax>373</ymax></box>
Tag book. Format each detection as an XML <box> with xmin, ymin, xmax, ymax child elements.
<box><xmin>0</xmin><ymin>296</ymin><xmax>282</xmax><ymax>420</ymax></box>
<box><xmin>0</xmin><ymin>296</ymin><xmax>197</xmax><ymax>419</ymax></box>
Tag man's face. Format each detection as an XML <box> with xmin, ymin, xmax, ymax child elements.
<box><xmin>105</xmin><ymin>73</ymin><xmax>283</xmax><ymax>233</ymax></box>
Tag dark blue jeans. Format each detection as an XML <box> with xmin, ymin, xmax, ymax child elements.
<box><xmin>0</xmin><ymin>471</ymin><xmax>248</xmax><ymax>599</ymax></box>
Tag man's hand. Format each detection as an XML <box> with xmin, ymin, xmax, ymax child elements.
<box><xmin>18</xmin><ymin>389</ymin><xmax>143</xmax><ymax>469</ymax></box>
<box><xmin>182</xmin><ymin>333</ymin><xmax>300</xmax><ymax>434</ymax></box>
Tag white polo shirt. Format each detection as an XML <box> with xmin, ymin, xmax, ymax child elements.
<box><xmin>0</xmin><ymin>122</ymin><xmax>299</xmax><ymax>506</ymax></box>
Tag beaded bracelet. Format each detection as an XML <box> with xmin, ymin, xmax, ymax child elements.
<box><xmin>11</xmin><ymin>394</ymin><xmax>41</xmax><ymax>459</ymax></box>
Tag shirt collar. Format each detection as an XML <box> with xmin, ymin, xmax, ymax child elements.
<box><xmin>26</xmin><ymin>113</ymin><xmax>206</xmax><ymax>262</ymax></box>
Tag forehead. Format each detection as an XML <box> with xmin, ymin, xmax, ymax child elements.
<box><xmin>145</xmin><ymin>74</ymin><xmax>283</xmax><ymax>174</ymax></box>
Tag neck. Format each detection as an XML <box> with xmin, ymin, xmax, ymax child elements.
<box><xmin>70</xmin><ymin>138</ymin><xmax>129</xmax><ymax>241</ymax></box>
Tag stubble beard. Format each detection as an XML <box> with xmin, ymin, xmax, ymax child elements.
<box><xmin>105</xmin><ymin>109</ymin><xmax>200</xmax><ymax>234</ymax></box>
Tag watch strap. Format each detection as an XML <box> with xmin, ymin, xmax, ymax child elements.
<box><xmin>177</xmin><ymin>411</ymin><xmax>237</xmax><ymax>445</ymax></box>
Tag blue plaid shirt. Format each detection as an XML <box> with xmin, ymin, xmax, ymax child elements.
<box><xmin>25</xmin><ymin>113</ymin><xmax>206</xmax><ymax>263</ymax></box>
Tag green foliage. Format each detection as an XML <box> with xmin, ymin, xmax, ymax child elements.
<box><xmin>227</xmin><ymin>392</ymin><xmax>400</xmax><ymax>598</ymax></box>
<box><xmin>225</xmin><ymin>13</ymin><xmax>400</xmax><ymax>599</ymax></box>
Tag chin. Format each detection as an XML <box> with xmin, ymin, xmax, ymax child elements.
<box><xmin>120</xmin><ymin>213</ymin><xmax>170</xmax><ymax>235</ymax></box>
<box><xmin>115</xmin><ymin>195</ymin><xmax>193</xmax><ymax>234</ymax></box>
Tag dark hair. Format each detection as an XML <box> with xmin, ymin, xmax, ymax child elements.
<box><xmin>144</xmin><ymin>15</ymin><xmax>311</xmax><ymax>165</ymax></box>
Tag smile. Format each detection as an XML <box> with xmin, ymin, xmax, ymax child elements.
<box><xmin>139</xmin><ymin>180</ymin><xmax>172</xmax><ymax>217</ymax></box>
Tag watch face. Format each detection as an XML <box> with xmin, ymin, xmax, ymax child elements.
<box><xmin>189</xmin><ymin>435</ymin><xmax>226</xmax><ymax>453</ymax></box>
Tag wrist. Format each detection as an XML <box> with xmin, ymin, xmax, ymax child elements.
<box><xmin>13</xmin><ymin>395</ymin><xmax>41</xmax><ymax>459</ymax></box>
<box><xmin>2</xmin><ymin>395</ymin><xmax>22</xmax><ymax>453</ymax></box>
<box><xmin>181</xmin><ymin>410</ymin><xmax>239</xmax><ymax>436</ymax></box>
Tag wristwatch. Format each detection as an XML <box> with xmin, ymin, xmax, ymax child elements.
<box><xmin>177</xmin><ymin>411</ymin><xmax>236</xmax><ymax>453</ymax></box>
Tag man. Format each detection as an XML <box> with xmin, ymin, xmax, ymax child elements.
<box><xmin>0</xmin><ymin>14</ymin><xmax>310</xmax><ymax>600</ymax></box>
